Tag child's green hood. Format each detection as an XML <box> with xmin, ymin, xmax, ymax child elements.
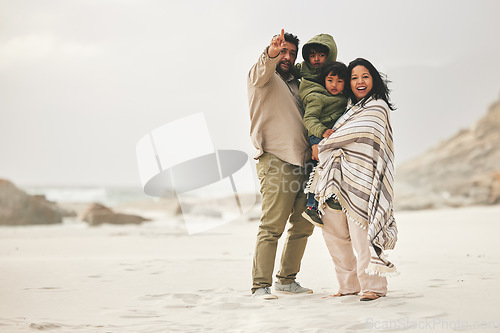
<box><xmin>295</xmin><ymin>34</ymin><xmax>338</xmax><ymax>81</ymax></box>
<box><xmin>301</xmin><ymin>33</ymin><xmax>337</xmax><ymax>64</ymax></box>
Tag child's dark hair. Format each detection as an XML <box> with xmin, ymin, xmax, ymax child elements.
<box><xmin>318</xmin><ymin>61</ymin><xmax>348</xmax><ymax>88</ymax></box>
<box><xmin>305</xmin><ymin>43</ymin><xmax>329</xmax><ymax>55</ymax></box>
<box><xmin>302</xmin><ymin>43</ymin><xmax>329</xmax><ymax>61</ymax></box>
<box><xmin>345</xmin><ymin>58</ymin><xmax>395</xmax><ymax>110</ymax></box>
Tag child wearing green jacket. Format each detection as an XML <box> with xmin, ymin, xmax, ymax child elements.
<box><xmin>295</xmin><ymin>33</ymin><xmax>338</xmax><ymax>81</ymax></box>
<box><xmin>300</xmin><ymin>61</ymin><xmax>348</xmax><ymax>227</ymax></box>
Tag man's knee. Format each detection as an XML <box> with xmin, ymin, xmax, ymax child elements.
<box><xmin>257</xmin><ymin>218</ymin><xmax>287</xmax><ymax>240</ymax></box>
<box><xmin>287</xmin><ymin>217</ymin><xmax>314</xmax><ymax>237</ymax></box>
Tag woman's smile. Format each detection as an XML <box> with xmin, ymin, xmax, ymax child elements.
<box><xmin>351</xmin><ymin>66</ymin><xmax>373</xmax><ymax>101</ymax></box>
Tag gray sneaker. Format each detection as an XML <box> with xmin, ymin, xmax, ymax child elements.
<box><xmin>252</xmin><ymin>287</ymin><xmax>278</xmax><ymax>300</ymax></box>
<box><xmin>274</xmin><ymin>281</ymin><xmax>313</xmax><ymax>294</ymax></box>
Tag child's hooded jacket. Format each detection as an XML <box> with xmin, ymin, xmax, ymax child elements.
<box><xmin>295</xmin><ymin>34</ymin><xmax>338</xmax><ymax>81</ymax></box>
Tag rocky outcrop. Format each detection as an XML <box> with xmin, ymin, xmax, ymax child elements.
<box><xmin>80</xmin><ymin>202</ymin><xmax>150</xmax><ymax>226</ymax></box>
<box><xmin>395</xmin><ymin>94</ymin><xmax>500</xmax><ymax>210</ymax></box>
<box><xmin>0</xmin><ymin>179</ymin><xmax>63</xmax><ymax>225</ymax></box>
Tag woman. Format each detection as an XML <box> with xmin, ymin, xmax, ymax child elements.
<box><xmin>312</xmin><ymin>58</ymin><xmax>398</xmax><ymax>301</ymax></box>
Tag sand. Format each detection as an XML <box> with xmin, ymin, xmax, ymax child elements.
<box><xmin>1</xmin><ymin>205</ymin><xmax>499</xmax><ymax>332</ymax></box>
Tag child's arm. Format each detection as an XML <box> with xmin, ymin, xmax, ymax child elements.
<box><xmin>309</xmin><ymin>135</ymin><xmax>322</xmax><ymax>161</ymax></box>
<box><xmin>311</xmin><ymin>144</ymin><xmax>319</xmax><ymax>161</ymax></box>
<box><xmin>303</xmin><ymin>95</ymin><xmax>329</xmax><ymax>138</ymax></box>
<box><xmin>323</xmin><ymin>129</ymin><xmax>335</xmax><ymax>137</ymax></box>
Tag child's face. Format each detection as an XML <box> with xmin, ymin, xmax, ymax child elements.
<box><xmin>325</xmin><ymin>73</ymin><xmax>345</xmax><ymax>96</ymax></box>
<box><xmin>308</xmin><ymin>50</ymin><xmax>327</xmax><ymax>68</ymax></box>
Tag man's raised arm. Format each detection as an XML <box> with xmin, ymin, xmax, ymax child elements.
<box><xmin>248</xmin><ymin>29</ymin><xmax>285</xmax><ymax>88</ymax></box>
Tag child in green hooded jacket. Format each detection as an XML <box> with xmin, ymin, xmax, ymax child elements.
<box><xmin>295</xmin><ymin>33</ymin><xmax>338</xmax><ymax>81</ymax></box>
<box><xmin>300</xmin><ymin>61</ymin><xmax>348</xmax><ymax>227</ymax></box>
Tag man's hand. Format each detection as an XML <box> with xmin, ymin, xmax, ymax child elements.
<box><xmin>268</xmin><ymin>29</ymin><xmax>285</xmax><ymax>58</ymax></box>
<box><xmin>323</xmin><ymin>129</ymin><xmax>335</xmax><ymax>138</ymax></box>
<box><xmin>311</xmin><ymin>144</ymin><xmax>319</xmax><ymax>161</ymax></box>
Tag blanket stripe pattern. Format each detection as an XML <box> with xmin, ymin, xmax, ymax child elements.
<box><xmin>314</xmin><ymin>97</ymin><xmax>398</xmax><ymax>276</ymax></box>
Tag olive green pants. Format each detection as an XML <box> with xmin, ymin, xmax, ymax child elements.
<box><xmin>252</xmin><ymin>153</ymin><xmax>314</xmax><ymax>293</ymax></box>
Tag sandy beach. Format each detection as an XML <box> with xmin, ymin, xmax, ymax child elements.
<box><xmin>1</xmin><ymin>205</ymin><xmax>499</xmax><ymax>332</ymax></box>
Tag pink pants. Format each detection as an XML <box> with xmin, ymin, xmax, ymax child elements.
<box><xmin>321</xmin><ymin>207</ymin><xmax>387</xmax><ymax>295</ymax></box>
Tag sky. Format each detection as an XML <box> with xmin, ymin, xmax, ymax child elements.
<box><xmin>1</xmin><ymin>0</ymin><xmax>499</xmax><ymax>188</ymax></box>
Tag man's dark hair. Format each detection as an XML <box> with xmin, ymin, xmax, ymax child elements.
<box><xmin>344</xmin><ymin>58</ymin><xmax>395</xmax><ymax>110</ymax></box>
<box><xmin>284</xmin><ymin>32</ymin><xmax>299</xmax><ymax>51</ymax></box>
<box><xmin>318</xmin><ymin>61</ymin><xmax>348</xmax><ymax>88</ymax></box>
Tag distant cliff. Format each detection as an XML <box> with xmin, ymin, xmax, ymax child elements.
<box><xmin>395</xmin><ymin>93</ymin><xmax>500</xmax><ymax>210</ymax></box>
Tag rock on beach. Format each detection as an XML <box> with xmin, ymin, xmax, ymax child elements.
<box><xmin>0</xmin><ymin>179</ymin><xmax>64</xmax><ymax>225</ymax></box>
<box><xmin>80</xmin><ymin>202</ymin><xmax>150</xmax><ymax>226</ymax></box>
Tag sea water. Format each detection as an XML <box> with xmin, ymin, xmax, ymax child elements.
<box><xmin>25</xmin><ymin>186</ymin><xmax>149</xmax><ymax>206</ymax></box>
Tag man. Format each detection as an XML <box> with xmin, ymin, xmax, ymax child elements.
<box><xmin>247</xmin><ymin>29</ymin><xmax>314</xmax><ymax>299</ymax></box>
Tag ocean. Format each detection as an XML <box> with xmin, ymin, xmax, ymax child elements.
<box><xmin>24</xmin><ymin>186</ymin><xmax>150</xmax><ymax>206</ymax></box>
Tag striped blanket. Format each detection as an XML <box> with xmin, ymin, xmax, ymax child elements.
<box><xmin>313</xmin><ymin>97</ymin><xmax>398</xmax><ymax>276</ymax></box>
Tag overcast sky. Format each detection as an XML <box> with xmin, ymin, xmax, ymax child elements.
<box><xmin>1</xmin><ymin>0</ymin><xmax>499</xmax><ymax>188</ymax></box>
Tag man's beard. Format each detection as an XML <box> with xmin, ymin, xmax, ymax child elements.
<box><xmin>276</xmin><ymin>60</ymin><xmax>292</xmax><ymax>77</ymax></box>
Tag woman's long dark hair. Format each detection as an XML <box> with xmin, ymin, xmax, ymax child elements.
<box><xmin>345</xmin><ymin>58</ymin><xmax>395</xmax><ymax>110</ymax></box>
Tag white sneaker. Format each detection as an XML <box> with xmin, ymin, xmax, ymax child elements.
<box><xmin>274</xmin><ymin>281</ymin><xmax>313</xmax><ymax>294</ymax></box>
<box><xmin>252</xmin><ymin>287</ymin><xmax>278</xmax><ymax>300</ymax></box>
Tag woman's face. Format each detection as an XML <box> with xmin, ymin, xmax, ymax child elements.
<box><xmin>350</xmin><ymin>65</ymin><xmax>373</xmax><ymax>101</ymax></box>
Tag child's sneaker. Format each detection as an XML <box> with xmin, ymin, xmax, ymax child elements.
<box><xmin>301</xmin><ymin>207</ymin><xmax>323</xmax><ymax>227</ymax></box>
<box><xmin>326</xmin><ymin>198</ymin><xmax>342</xmax><ymax>211</ymax></box>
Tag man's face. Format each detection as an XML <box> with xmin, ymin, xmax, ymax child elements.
<box><xmin>276</xmin><ymin>41</ymin><xmax>297</xmax><ymax>76</ymax></box>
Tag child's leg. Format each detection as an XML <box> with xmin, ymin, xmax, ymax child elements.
<box><xmin>311</xmin><ymin>197</ymin><xmax>318</xmax><ymax>209</ymax></box>
<box><xmin>305</xmin><ymin>157</ymin><xmax>318</xmax><ymax>210</ymax></box>
<box><xmin>306</xmin><ymin>193</ymin><xmax>317</xmax><ymax>209</ymax></box>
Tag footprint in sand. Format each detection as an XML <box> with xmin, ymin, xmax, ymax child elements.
<box><xmin>428</xmin><ymin>283</ymin><xmax>459</xmax><ymax>289</ymax></box>
<box><xmin>384</xmin><ymin>301</ymin><xmax>407</xmax><ymax>307</ymax></box>
<box><xmin>137</xmin><ymin>292</ymin><xmax>202</xmax><ymax>305</ymax></box>
<box><xmin>346</xmin><ymin>322</ymin><xmax>374</xmax><ymax>330</ymax></box>
<box><xmin>23</xmin><ymin>287</ymin><xmax>65</xmax><ymax>292</ymax></box>
<box><xmin>136</xmin><ymin>293</ymin><xmax>170</xmax><ymax>301</ymax></box>
<box><xmin>339</xmin><ymin>296</ymin><xmax>360</xmax><ymax>304</ymax></box>
<box><xmin>394</xmin><ymin>292</ymin><xmax>424</xmax><ymax>299</ymax></box>
<box><xmin>378</xmin><ymin>291</ymin><xmax>423</xmax><ymax>307</ymax></box>
<box><xmin>30</xmin><ymin>322</ymin><xmax>63</xmax><ymax>330</ymax></box>
<box><xmin>171</xmin><ymin>293</ymin><xmax>202</xmax><ymax>304</ymax></box>
<box><xmin>428</xmin><ymin>278</ymin><xmax>461</xmax><ymax>289</ymax></box>
<box><xmin>164</xmin><ymin>304</ymin><xmax>195</xmax><ymax>309</ymax></box>
<box><xmin>120</xmin><ymin>310</ymin><xmax>162</xmax><ymax>318</ymax></box>
<box><xmin>480</xmin><ymin>275</ymin><xmax>495</xmax><ymax>280</ymax></box>
<box><xmin>213</xmin><ymin>302</ymin><xmax>241</xmax><ymax>310</ymax></box>
<box><xmin>422</xmin><ymin>312</ymin><xmax>449</xmax><ymax>319</ymax></box>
